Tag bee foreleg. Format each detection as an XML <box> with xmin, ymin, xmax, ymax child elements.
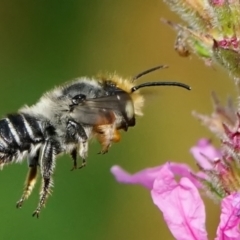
<box><xmin>16</xmin><ymin>150</ymin><xmax>40</xmax><ymax>208</ymax></box>
<box><xmin>32</xmin><ymin>140</ymin><xmax>59</xmax><ymax>218</ymax></box>
<box><xmin>95</xmin><ymin>124</ymin><xmax>121</xmax><ymax>154</ymax></box>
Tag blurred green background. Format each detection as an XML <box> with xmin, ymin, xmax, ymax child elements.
<box><xmin>0</xmin><ymin>1</ymin><xmax>236</xmax><ymax>239</ymax></box>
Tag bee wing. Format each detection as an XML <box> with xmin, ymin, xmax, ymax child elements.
<box><xmin>70</xmin><ymin>92</ymin><xmax>130</xmax><ymax>125</ymax></box>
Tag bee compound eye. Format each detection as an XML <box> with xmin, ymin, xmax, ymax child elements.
<box><xmin>125</xmin><ymin>100</ymin><xmax>134</xmax><ymax>119</ymax></box>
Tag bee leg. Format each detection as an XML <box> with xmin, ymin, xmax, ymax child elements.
<box><xmin>16</xmin><ymin>150</ymin><xmax>40</xmax><ymax>208</ymax></box>
<box><xmin>95</xmin><ymin>125</ymin><xmax>121</xmax><ymax>154</ymax></box>
<box><xmin>67</xmin><ymin>120</ymin><xmax>88</xmax><ymax>170</ymax></box>
<box><xmin>0</xmin><ymin>159</ymin><xmax>5</xmax><ymax>169</ymax></box>
<box><xmin>78</xmin><ymin>140</ymin><xmax>88</xmax><ymax>169</ymax></box>
<box><xmin>70</xmin><ymin>144</ymin><xmax>87</xmax><ymax>170</ymax></box>
<box><xmin>70</xmin><ymin>148</ymin><xmax>77</xmax><ymax>171</ymax></box>
<box><xmin>78</xmin><ymin>159</ymin><xmax>86</xmax><ymax>169</ymax></box>
<box><xmin>75</xmin><ymin>126</ymin><xmax>88</xmax><ymax>169</ymax></box>
<box><xmin>78</xmin><ymin>156</ymin><xmax>86</xmax><ymax>169</ymax></box>
<box><xmin>94</xmin><ymin>125</ymin><xmax>110</xmax><ymax>154</ymax></box>
<box><xmin>32</xmin><ymin>140</ymin><xmax>59</xmax><ymax>218</ymax></box>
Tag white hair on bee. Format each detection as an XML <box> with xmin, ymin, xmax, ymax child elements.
<box><xmin>0</xmin><ymin>65</ymin><xmax>190</xmax><ymax>217</ymax></box>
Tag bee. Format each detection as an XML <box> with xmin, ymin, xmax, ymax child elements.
<box><xmin>0</xmin><ymin>65</ymin><xmax>190</xmax><ymax>217</ymax></box>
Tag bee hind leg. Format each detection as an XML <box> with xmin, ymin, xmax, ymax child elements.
<box><xmin>32</xmin><ymin>139</ymin><xmax>60</xmax><ymax>218</ymax></box>
<box><xmin>16</xmin><ymin>150</ymin><xmax>39</xmax><ymax>208</ymax></box>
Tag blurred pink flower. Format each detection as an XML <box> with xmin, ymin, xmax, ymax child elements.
<box><xmin>111</xmin><ymin>162</ymin><xmax>201</xmax><ymax>189</ymax></box>
<box><xmin>151</xmin><ymin>163</ymin><xmax>208</xmax><ymax>240</ymax></box>
<box><xmin>216</xmin><ymin>193</ymin><xmax>240</xmax><ymax>240</ymax></box>
<box><xmin>190</xmin><ymin>138</ymin><xmax>222</xmax><ymax>170</ymax></box>
<box><xmin>111</xmin><ymin>139</ymin><xmax>240</xmax><ymax>240</ymax></box>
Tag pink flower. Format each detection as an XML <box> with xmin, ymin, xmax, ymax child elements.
<box><xmin>111</xmin><ymin>162</ymin><xmax>201</xmax><ymax>189</ymax></box>
<box><xmin>190</xmin><ymin>138</ymin><xmax>221</xmax><ymax>170</ymax></box>
<box><xmin>189</xmin><ymin>139</ymin><xmax>240</xmax><ymax>200</ymax></box>
<box><xmin>111</xmin><ymin>139</ymin><xmax>240</xmax><ymax>239</ymax></box>
<box><xmin>151</xmin><ymin>163</ymin><xmax>208</xmax><ymax>240</ymax></box>
<box><xmin>216</xmin><ymin>194</ymin><xmax>240</xmax><ymax>240</ymax></box>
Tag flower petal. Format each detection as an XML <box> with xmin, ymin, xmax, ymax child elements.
<box><xmin>151</xmin><ymin>163</ymin><xmax>208</xmax><ymax>240</ymax></box>
<box><xmin>190</xmin><ymin>138</ymin><xmax>222</xmax><ymax>169</ymax></box>
<box><xmin>216</xmin><ymin>193</ymin><xmax>240</xmax><ymax>240</ymax></box>
<box><xmin>110</xmin><ymin>165</ymin><xmax>163</xmax><ymax>189</ymax></box>
<box><xmin>169</xmin><ymin>162</ymin><xmax>202</xmax><ymax>188</ymax></box>
<box><xmin>110</xmin><ymin>162</ymin><xmax>201</xmax><ymax>189</ymax></box>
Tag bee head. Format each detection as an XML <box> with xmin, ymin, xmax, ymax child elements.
<box><xmin>100</xmin><ymin>65</ymin><xmax>190</xmax><ymax>130</ymax></box>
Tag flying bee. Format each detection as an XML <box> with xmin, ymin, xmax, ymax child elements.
<box><xmin>0</xmin><ymin>65</ymin><xmax>190</xmax><ymax>217</ymax></box>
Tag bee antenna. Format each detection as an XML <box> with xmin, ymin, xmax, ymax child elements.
<box><xmin>132</xmin><ymin>65</ymin><xmax>168</xmax><ymax>82</ymax></box>
<box><xmin>131</xmin><ymin>81</ymin><xmax>191</xmax><ymax>92</ymax></box>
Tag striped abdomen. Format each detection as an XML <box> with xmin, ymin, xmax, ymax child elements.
<box><xmin>0</xmin><ymin>113</ymin><xmax>44</xmax><ymax>162</ymax></box>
